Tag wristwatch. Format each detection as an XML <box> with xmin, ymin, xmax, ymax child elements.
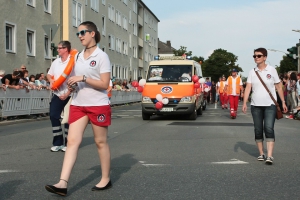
<box><xmin>82</xmin><ymin>75</ymin><xmax>87</xmax><ymax>82</ymax></box>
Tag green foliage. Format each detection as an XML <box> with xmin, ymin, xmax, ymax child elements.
<box><xmin>201</xmin><ymin>49</ymin><xmax>243</xmax><ymax>82</ymax></box>
<box><xmin>173</xmin><ymin>46</ymin><xmax>192</xmax><ymax>56</ymax></box>
<box><xmin>278</xmin><ymin>55</ymin><xmax>297</xmax><ymax>74</ymax></box>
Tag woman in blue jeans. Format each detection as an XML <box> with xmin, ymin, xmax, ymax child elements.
<box><xmin>242</xmin><ymin>48</ymin><xmax>287</xmax><ymax>165</ymax></box>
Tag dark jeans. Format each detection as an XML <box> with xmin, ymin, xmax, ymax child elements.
<box><xmin>251</xmin><ymin>105</ymin><xmax>276</xmax><ymax>142</ymax></box>
<box><xmin>49</xmin><ymin>95</ymin><xmax>70</xmax><ymax>146</ymax></box>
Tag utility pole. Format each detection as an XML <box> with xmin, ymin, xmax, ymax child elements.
<box><xmin>297</xmin><ymin>39</ymin><xmax>300</xmax><ymax>72</ymax></box>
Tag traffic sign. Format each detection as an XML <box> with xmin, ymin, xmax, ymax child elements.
<box><xmin>42</xmin><ymin>24</ymin><xmax>60</xmax><ymax>41</ymax></box>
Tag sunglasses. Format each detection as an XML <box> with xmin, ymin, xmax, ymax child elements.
<box><xmin>57</xmin><ymin>47</ymin><xmax>66</xmax><ymax>50</ymax></box>
<box><xmin>76</xmin><ymin>30</ymin><xmax>92</xmax><ymax>37</ymax></box>
<box><xmin>253</xmin><ymin>55</ymin><xmax>264</xmax><ymax>58</ymax></box>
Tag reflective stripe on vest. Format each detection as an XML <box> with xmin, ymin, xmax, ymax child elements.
<box><xmin>227</xmin><ymin>76</ymin><xmax>241</xmax><ymax>94</ymax></box>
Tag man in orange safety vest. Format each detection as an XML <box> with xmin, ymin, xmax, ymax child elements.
<box><xmin>224</xmin><ymin>69</ymin><xmax>244</xmax><ymax>119</ymax></box>
<box><xmin>217</xmin><ymin>75</ymin><xmax>228</xmax><ymax>109</ymax></box>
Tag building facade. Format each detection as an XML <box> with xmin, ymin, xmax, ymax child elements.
<box><xmin>1</xmin><ymin>0</ymin><xmax>159</xmax><ymax>81</ymax></box>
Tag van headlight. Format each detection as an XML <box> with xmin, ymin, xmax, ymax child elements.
<box><xmin>180</xmin><ymin>96</ymin><xmax>192</xmax><ymax>103</ymax></box>
<box><xmin>142</xmin><ymin>96</ymin><xmax>152</xmax><ymax>103</ymax></box>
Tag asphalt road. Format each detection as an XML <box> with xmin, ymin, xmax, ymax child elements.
<box><xmin>0</xmin><ymin>102</ymin><xmax>299</xmax><ymax>200</ymax></box>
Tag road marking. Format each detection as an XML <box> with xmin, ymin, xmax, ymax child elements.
<box><xmin>142</xmin><ymin>164</ymin><xmax>170</xmax><ymax>167</ymax></box>
<box><xmin>211</xmin><ymin>159</ymin><xmax>248</xmax><ymax>165</ymax></box>
<box><xmin>116</xmin><ymin>115</ymin><xmax>129</xmax><ymax>117</ymax></box>
<box><xmin>0</xmin><ymin>170</ymin><xmax>19</xmax><ymax>173</ymax></box>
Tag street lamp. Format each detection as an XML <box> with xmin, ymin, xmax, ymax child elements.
<box><xmin>268</xmin><ymin>49</ymin><xmax>287</xmax><ymax>54</ymax></box>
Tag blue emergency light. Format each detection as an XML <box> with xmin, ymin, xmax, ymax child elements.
<box><xmin>154</xmin><ymin>56</ymin><xmax>160</xmax><ymax>60</ymax></box>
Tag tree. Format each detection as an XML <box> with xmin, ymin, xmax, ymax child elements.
<box><xmin>173</xmin><ymin>46</ymin><xmax>192</xmax><ymax>56</ymax></box>
<box><xmin>201</xmin><ymin>49</ymin><xmax>243</xmax><ymax>81</ymax></box>
<box><xmin>278</xmin><ymin>55</ymin><xmax>297</xmax><ymax>74</ymax></box>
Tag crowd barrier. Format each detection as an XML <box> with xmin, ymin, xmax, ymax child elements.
<box><xmin>0</xmin><ymin>89</ymin><xmax>141</xmax><ymax>117</ymax></box>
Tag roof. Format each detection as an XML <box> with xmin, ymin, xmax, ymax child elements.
<box><xmin>158</xmin><ymin>40</ymin><xmax>176</xmax><ymax>54</ymax></box>
<box><xmin>139</xmin><ymin>0</ymin><xmax>160</xmax><ymax>22</ymax></box>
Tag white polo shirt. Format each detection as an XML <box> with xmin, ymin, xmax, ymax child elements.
<box><xmin>71</xmin><ymin>47</ymin><xmax>111</xmax><ymax>106</ymax></box>
<box><xmin>225</xmin><ymin>76</ymin><xmax>243</xmax><ymax>96</ymax></box>
<box><xmin>48</xmin><ymin>55</ymin><xmax>71</xmax><ymax>96</ymax></box>
<box><xmin>246</xmin><ymin>65</ymin><xmax>280</xmax><ymax>106</ymax></box>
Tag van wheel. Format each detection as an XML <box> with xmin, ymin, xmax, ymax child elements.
<box><xmin>142</xmin><ymin>112</ymin><xmax>151</xmax><ymax>120</ymax></box>
<box><xmin>197</xmin><ymin>106</ymin><xmax>202</xmax><ymax>115</ymax></box>
<box><xmin>189</xmin><ymin>108</ymin><xmax>197</xmax><ymax>120</ymax></box>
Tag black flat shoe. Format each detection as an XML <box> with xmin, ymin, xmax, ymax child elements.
<box><xmin>45</xmin><ymin>185</ymin><xmax>67</xmax><ymax>196</ymax></box>
<box><xmin>91</xmin><ymin>180</ymin><xmax>112</xmax><ymax>191</ymax></box>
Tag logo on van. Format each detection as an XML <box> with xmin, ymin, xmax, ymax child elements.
<box><xmin>161</xmin><ymin>86</ymin><xmax>173</xmax><ymax>94</ymax></box>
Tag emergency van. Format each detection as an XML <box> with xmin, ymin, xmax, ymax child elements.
<box><xmin>141</xmin><ymin>55</ymin><xmax>204</xmax><ymax>120</ymax></box>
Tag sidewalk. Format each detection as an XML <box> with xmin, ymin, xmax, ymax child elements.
<box><xmin>0</xmin><ymin>115</ymin><xmax>49</xmax><ymax>126</ymax></box>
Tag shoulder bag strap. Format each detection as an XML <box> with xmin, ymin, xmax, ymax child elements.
<box><xmin>254</xmin><ymin>69</ymin><xmax>278</xmax><ymax>106</ymax></box>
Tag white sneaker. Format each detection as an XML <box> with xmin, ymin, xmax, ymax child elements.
<box><xmin>50</xmin><ymin>146</ymin><xmax>62</xmax><ymax>152</ymax></box>
<box><xmin>61</xmin><ymin>146</ymin><xmax>67</xmax><ymax>152</ymax></box>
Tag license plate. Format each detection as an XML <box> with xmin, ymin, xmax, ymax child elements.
<box><xmin>160</xmin><ymin>107</ymin><xmax>173</xmax><ymax>112</ymax></box>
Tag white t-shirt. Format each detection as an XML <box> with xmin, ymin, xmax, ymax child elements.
<box><xmin>71</xmin><ymin>47</ymin><xmax>111</xmax><ymax>106</ymax></box>
<box><xmin>48</xmin><ymin>55</ymin><xmax>71</xmax><ymax>96</ymax></box>
<box><xmin>246</xmin><ymin>65</ymin><xmax>280</xmax><ymax>106</ymax></box>
<box><xmin>225</xmin><ymin>76</ymin><xmax>243</xmax><ymax>96</ymax></box>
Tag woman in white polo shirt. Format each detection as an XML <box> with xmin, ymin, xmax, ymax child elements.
<box><xmin>45</xmin><ymin>21</ymin><xmax>112</xmax><ymax>196</ymax></box>
<box><xmin>242</xmin><ymin>48</ymin><xmax>287</xmax><ymax>165</ymax></box>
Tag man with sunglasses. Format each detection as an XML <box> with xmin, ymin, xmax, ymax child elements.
<box><xmin>47</xmin><ymin>41</ymin><xmax>73</xmax><ymax>152</ymax></box>
<box><xmin>224</xmin><ymin>68</ymin><xmax>243</xmax><ymax>119</ymax></box>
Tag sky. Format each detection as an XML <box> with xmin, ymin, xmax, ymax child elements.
<box><xmin>143</xmin><ymin>0</ymin><xmax>300</xmax><ymax>76</ymax></box>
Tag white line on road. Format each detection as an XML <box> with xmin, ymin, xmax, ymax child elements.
<box><xmin>119</xmin><ymin>110</ymin><xmax>141</xmax><ymax>112</ymax></box>
<box><xmin>142</xmin><ymin>164</ymin><xmax>170</xmax><ymax>167</ymax></box>
<box><xmin>211</xmin><ymin>159</ymin><xmax>248</xmax><ymax>165</ymax></box>
<box><xmin>116</xmin><ymin>115</ymin><xmax>130</xmax><ymax>117</ymax></box>
<box><xmin>0</xmin><ymin>170</ymin><xmax>19</xmax><ymax>173</ymax></box>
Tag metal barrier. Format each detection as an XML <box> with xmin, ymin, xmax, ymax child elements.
<box><xmin>0</xmin><ymin>89</ymin><xmax>141</xmax><ymax>117</ymax></box>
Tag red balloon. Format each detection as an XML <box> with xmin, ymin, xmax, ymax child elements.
<box><xmin>155</xmin><ymin>102</ymin><xmax>163</xmax><ymax>110</ymax></box>
<box><xmin>137</xmin><ymin>86</ymin><xmax>143</xmax><ymax>93</ymax></box>
<box><xmin>131</xmin><ymin>81</ymin><xmax>138</xmax><ymax>87</ymax></box>
<box><xmin>194</xmin><ymin>82</ymin><xmax>200</xmax><ymax>88</ymax></box>
<box><xmin>192</xmin><ymin>75</ymin><xmax>199</xmax><ymax>83</ymax></box>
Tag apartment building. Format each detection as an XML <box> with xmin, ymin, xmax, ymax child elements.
<box><xmin>1</xmin><ymin>0</ymin><xmax>60</xmax><ymax>74</ymax></box>
<box><xmin>1</xmin><ymin>0</ymin><xmax>159</xmax><ymax>81</ymax></box>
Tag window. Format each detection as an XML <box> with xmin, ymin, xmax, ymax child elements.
<box><xmin>123</xmin><ymin>42</ymin><xmax>128</xmax><ymax>55</ymax></box>
<box><xmin>5</xmin><ymin>23</ymin><xmax>16</xmax><ymax>53</ymax></box>
<box><xmin>133</xmin><ymin>23</ymin><xmax>137</xmax><ymax>36</ymax></box>
<box><xmin>44</xmin><ymin>0</ymin><xmax>51</xmax><ymax>13</ymax></box>
<box><xmin>123</xmin><ymin>0</ymin><xmax>128</xmax><ymax>5</ymax></box>
<box><xmin>133</xmin><ymin>47</ymin><xmax>137</xmax><ymax>58</ymax></box>
<box><xmin>102</xmin><ymin>16</ymin><xmax>106</xmax><ymax>36</ymax></box>
<box><xmin>44</xmin><ymin>35</ymin><xmax>51</xmax><ymax>58</ymax></box>
<box><xmin>115</xmin><ymin>38</ymin><xmax>121</xmax><ymax>53</ymax></box>
<box><xmin>133</xmin><ymin>0</ymin><xmax>137</xmax><ymax>13</ymax></box>
<box><xmin>72</xmin><ymin>1</ymin><xmax>82</xmax><ymax>27</ymax></box>
<box><xmin>91</xmin><ymin>0</ymin><xmax>99</xmax><ymax>12</ymax></box>
<box><xmin>123</xmin><ymin>16</ymin><xmax>128</xmax><ymax>30</ymax></box>
<box><xmin>102</xmin><ymin>0</ymin><xmax>105</xmax><ymax>5</ymax></box>
<box><xmin>27</xmin><ymin>0</ymin><xmax>35</xmax><ymax>7</ymax></box>
<box><xmin>112</xmin><ymin>64</ymin><xmax>114</xmax><ymax>77</ymax></box>
<box><xmin>129</xmin><ymin>33</ymin><xmax>132</xmax><ymax>48</ymax></box>
<box><xmin>129</xmin><ymin>10</ymin><xmax>132</xmax><ymax>24</ymax></box>
<box><xmin>108</xmin><ymin>35</ymin><xmax>115</xmax><ymax>50</ymax></box>
<box><xmin>115</xmin><ymin>10</ymin><xmax>122</xmax><ymax>26</ymax></box>
<box><xmin>26</xmin><ymin>29</ymin><xmax>35</xmax><ymax>56</ymax></box>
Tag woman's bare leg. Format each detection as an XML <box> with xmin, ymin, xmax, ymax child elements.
<box><xmin>91</xmin><ymin>124</ymin><xmax>111</xmax><ymax>187</ymax></box>
<box><xmin>54</xmin><ymin>116</ymin><xmax>89</xmax><ymax>188</ymax></box>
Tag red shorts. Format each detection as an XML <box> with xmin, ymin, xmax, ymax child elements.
<box><xmin>69</xmin><ymin>105</ymin><xmax>111</xmax><ymax>127</ymax></box>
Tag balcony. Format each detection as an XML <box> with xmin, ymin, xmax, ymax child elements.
<box><xmin>138</xmin><ymin>15</ymin><xmax>143</xmax><ymax>26</ymax></box>
<box><xmin>138</xmin><ymin>37</ymin><xmax>143</xmax><ymax>47</ymax></box>
<box><xmin>139</xmin><ymin>59</ymin><xmax>143</xmax><ymax>68</ymax></box>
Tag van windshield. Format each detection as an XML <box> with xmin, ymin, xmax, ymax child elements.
<box><xmin>147</xmin><ymin>65</ymin><xmax>192</xmax><ymax>82</ymax></box>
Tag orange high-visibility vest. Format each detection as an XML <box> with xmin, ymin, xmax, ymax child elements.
<box><xmin>227</xmin><ymin>76</ymin><xmax>241</xmax><ymax>95</ymax></box>
<box><xmin>219</xmin><ymin>81</ymin><xmax>226</xmax><ymax>93</ymax></box>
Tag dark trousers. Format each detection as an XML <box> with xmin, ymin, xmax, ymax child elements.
<box><xmin>49</xmin><ymin>95</ymin><xmax>71</xmax><ymax>146</ymax></box>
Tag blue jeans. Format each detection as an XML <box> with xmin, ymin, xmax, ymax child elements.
<box><xmin>251</xmin><ymin>105</ymin><xmax>276</xmax><ymax>142</ymax></box>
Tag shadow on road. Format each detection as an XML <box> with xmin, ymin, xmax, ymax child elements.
<box><xmin>0</xmin><ymin>180</ymin><xmax>25</xmax><ymax>200</ymax></box>
<box><xmin>68</xmin><ymin>154</ymin><xmax>137</xmax><ymax>195</ymax></box>
<box><xmin>234</xmin><ymin>141</ymin><xmax>264</xmax><ymax>158</ymax></box>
